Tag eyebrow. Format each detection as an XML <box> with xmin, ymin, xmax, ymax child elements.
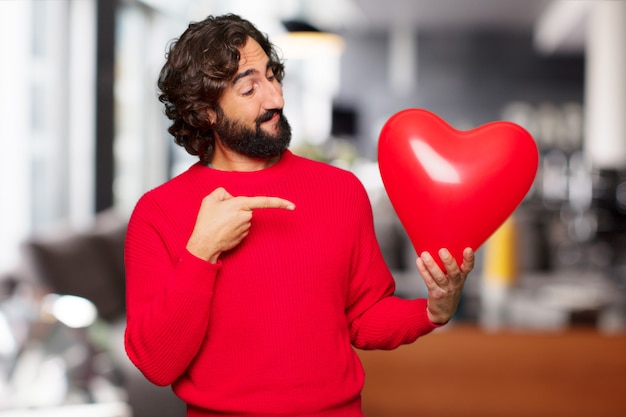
<box><xmin>231</xmin><ymin>61</ymin><xmax>272</xmax><ymax>86</ymax></box>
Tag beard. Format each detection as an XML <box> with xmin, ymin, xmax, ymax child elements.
<box><xmin>213</xmin><ymin>108</ymin><xmax>292</xmax><ymax>159</ymax></box>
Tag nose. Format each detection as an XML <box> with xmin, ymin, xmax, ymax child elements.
<box><xmin>263</xmin><ymin>78</ymin><xmax>284</xmax><ymax>110</ymax></box>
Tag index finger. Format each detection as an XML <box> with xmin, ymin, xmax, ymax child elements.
<box><xmin>239</xmin><ymin>196</ymin><xmax>296</xmax><ymax>211</ymax></box>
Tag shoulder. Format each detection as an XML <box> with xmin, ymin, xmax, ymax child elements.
<box><xmin>152</xmin><ymin>162</ymin><xmax>205</xmax><ymax>195</ymax></box>
<box><xmin>288</xmin><ymin>152</ymin><xmax>364</xmax><ymax>188</ymax></box>
<box><xmin>131</xmin><ymin>162</ymin><xmax>205</xmax><ymax>218</ymax></box>
<box><xmin>286</xmin><ymin>152</ymin><xmax>371</xmax><ymax>211</ymax></box>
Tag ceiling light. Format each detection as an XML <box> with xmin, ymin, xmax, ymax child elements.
<box><xmin>274</xmin><ymin>19</ymin><xmax>345</xmax><ymax>60</ymax></box>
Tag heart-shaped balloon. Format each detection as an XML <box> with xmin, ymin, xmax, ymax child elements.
<box><xmin>378</xmin><ymin>108</ymin><xmax>538</xmax><ymax>270</ymax></box>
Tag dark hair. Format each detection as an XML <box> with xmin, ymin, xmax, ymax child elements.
<box><xmin>157</xmin><ymin>14</ymin><xmax>285</xmax><ymax>163</ymax></box>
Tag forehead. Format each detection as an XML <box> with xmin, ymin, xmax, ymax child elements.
<box><xmin>237</xmin><ymin>37</ymin><xmax>269</xmax><ymax>71</ymax></box>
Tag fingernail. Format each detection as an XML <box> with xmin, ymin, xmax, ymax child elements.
<box><xmin>286</xmin><ymin>204</ymin><xmax>295</xmax><ymax>210</ymax></box>
<box><xmin>421</xmin><ymin>252</ymin><xmax>432</xmax><ymax>261</ymax></box>
<box><xmin>439</xmin><ymin>249</ymin><xmax>450</xmax><ymax>259</ymax></box>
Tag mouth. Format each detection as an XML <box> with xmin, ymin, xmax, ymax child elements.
<box><xmin>258</xmin><ymin>110</ymin><xmax>281</xmax><ymax>126</ymax></box>
<box><xmin>268</xmin><ymin>112</ymin><xmax>280</xmax><ymax>123</ymax></box>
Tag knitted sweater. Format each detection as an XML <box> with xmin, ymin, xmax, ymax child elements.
<box><xmin>124</xmin><ymin>150</ymin><xmax>439</xmax><ymax>416</ymax></box>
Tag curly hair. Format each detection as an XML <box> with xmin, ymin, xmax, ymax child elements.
<box><xmin>157</xmin><ymin>14</ymin><xmax>285</xmax><ymax>163</ymax></box>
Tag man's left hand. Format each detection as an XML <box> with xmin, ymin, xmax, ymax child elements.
<box><xmin>416</xmin><ymin>247</ymin><xmax>475</xmax><ymax>324</ymax></box>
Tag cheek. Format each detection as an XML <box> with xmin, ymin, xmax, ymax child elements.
<box><xmin>221</xmin><ymin>99</ymin><xmax>260</xmax><ymax>125</ymax></box>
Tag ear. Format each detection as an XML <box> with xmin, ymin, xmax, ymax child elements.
<box><xmin>206</xmin><ymin>108</ymin><xmax>217</xmax><ymax>126</ymax></box>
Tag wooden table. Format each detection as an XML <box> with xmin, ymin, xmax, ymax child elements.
<box><xmin>357</xmin><ymin>325</ymin><xmax>626</xmax><ymax>417</ymax></box>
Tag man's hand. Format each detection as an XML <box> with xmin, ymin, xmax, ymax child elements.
<box><xmin>186</xmin><ymin>187</ymin><xmax>295</xmax><ymax>263</ymax></box>
<box><xmin>416</xmin><ymin>247</ymin><xmax>475</xmax><ymax>324</ymax></box>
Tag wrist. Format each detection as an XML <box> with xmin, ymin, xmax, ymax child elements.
<box><xmin>426</xmin><ymin>304</ymin><xmax>448</xmax><ymax>325</ymax></box>
<box><xmin>186</xmin><ymin>241</ymin><xmax>221</xmax><ymax>264</ymax></box>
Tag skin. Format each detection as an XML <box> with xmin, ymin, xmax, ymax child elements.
<box><xmin>418</xmin><ymin>248</ymin><xmax>474</xmax><ymax>324</ymax></box>
<box><xmin>186</xmin><ymin>36</ymin><xmax>474</xmax><ymax>324</ymax></box>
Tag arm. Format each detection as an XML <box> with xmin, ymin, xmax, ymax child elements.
<box><xmin>344</xmin><ymin>184</ymin><xmax>440</xmax><ymax>350</ymax></box>
<box><xmin>124</xmin><ymin>187</ymin><xmax>295</xmax><ymax>386</ymax></box>
<box><xmin>124</xmin><ymin>197</ymin><xmax>219</xmax><ymax>386</ymax></box>
<box><xmin>348</xmin><ymin>248</ymin><xmax>473</xmax><ymax>350</ymax></box>
<box><xmin>345</xmin><ymin>183</ymin><xmax>474</xmax><ymax>350</ymax></box>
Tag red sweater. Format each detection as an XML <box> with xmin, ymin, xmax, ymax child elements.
<box><xmin>124</xmin><ymin>150</ymin><xmax>439</xmax><ymax>416</ymax></box>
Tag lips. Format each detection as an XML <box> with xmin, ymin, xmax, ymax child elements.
<box><xmin>258</xmin><ymin>110</ymin><xmax>281</xmax><ymax>125</ymax></box>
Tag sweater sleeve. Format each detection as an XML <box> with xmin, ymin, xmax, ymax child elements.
<box><xmin>124</xmin><ymin>194</ymin><xmax>219</xmax><ymax>386</ymax></box>
<box><xmin>345</xmin><ymin>181</ymin><xmax>441</xmax><ymax>350</ymax></box>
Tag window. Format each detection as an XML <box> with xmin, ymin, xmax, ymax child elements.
<box><xmin>0</xmin><ymin>0</ymin><xmax>96</xmax><ymax>272</ymax></box>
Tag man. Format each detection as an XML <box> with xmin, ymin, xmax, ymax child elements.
<box><xmin>124</xmin><ymin>14</ymin><xmax>474</xmax><ymax>417</ymax></box>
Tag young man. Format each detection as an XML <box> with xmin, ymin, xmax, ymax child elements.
<box><xmin>124</xmin><ymin>14</ymin><xmax>474</xmax><ymax>417</ymax></box>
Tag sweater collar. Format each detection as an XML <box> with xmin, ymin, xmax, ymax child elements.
<box><xmin>190</xmin><ymin>150</ymin><xmax>295</xmax><ymax>180</ymax></box>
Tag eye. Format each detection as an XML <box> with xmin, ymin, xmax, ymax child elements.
<box><xmin>240</xmin><ymin>81</ymin><xmax>256</xmax><ymax>96</ymax></box>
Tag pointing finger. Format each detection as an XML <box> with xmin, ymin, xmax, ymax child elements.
<box><xmin>240</xmin><ymin>196</ymin><xmax>296</xmax><ymax>211</ymax></box>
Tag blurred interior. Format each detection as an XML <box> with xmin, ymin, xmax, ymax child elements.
<box><xmin>1</xmin><ymin>0</ymin><xmax>625</xmax><ymax>416</ymax></box>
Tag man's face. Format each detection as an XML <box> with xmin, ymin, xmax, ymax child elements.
<box><xmin>209</xmin><ymin>37</ymin><xmax>291</xmax><ymax>158</ymax></box>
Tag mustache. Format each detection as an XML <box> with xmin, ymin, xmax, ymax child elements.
<box><xmin>256</xmin><ymin>109</ymin><xmax>282</xmax><ymax>125</ymax></box>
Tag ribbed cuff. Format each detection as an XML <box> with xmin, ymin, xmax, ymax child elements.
<box><xmin>172</xmin><ymin>249</ymin><xmax>222</xmax><ymax>294</ymax></box>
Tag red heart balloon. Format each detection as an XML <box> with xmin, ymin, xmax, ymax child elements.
<box><xmin>378</xmin><ymin>108</ymin><xmax>538</xmax><ymax>270</ymax></box>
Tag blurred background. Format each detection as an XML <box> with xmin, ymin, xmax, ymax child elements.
<box><xmin>0</xmin><ymin>0</ymin><xmax>625</xmax><ymax>416</ymax></box>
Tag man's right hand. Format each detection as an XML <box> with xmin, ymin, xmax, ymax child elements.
<box><xmin>186</xmin><ymin>187</ymin><xmax>295</xmax><ymax>263</ymax></box>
